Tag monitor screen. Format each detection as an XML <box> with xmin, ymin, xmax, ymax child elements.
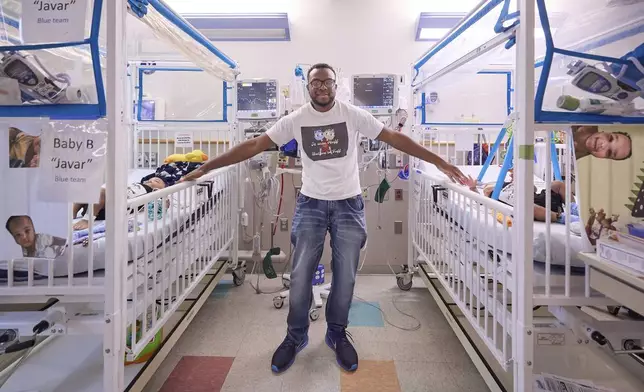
<box><xmin>139</xmin><ymin>100</ymin><xmax>156</xmax><ymax>121</ymax></box>
<box><xmin>236</xmin><ymin>80</ymin><xmax>278</xmax><ymax>118</ymax></box>
<box><xmin>353</xmin><ymin>76</ymin><xmax>395</xmax><ymax>108</ymax></box>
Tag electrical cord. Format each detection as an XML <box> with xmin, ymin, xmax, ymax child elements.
<box><xmin>0</xmin><ymin>298</ymin><xmax>61</xmax><ymax>387</ymax></box>
<box><xmin>353</xmin><ymin>294</ymin><xmax>422</xmax><ymax>332</ymax></box>
<box><xmin>240</xmin><ymin>149</ymin><xmax>418</xmax><ymax>329</ymax></box>
<box><xmin>247</xmin><ymin>243</ymin><xmax>294</xmax><ymax>295</ymax></box>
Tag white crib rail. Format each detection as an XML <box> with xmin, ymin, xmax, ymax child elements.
<box><xmin>412</xmin><ymin>170</ymin><xmax>514</xmax><ymax>370</ymax></box>
<box><xmin>123</xmin><ymin>165</ymin><xmax>235</xmax><ymax>359</ymax></box>
<box><xmin>409</xmin><ymin>129</ymin><xmax>612</xmax><ymax>371</ymax></box>
<box><xmin>0</xmin><ymin>211</ymin><xmax>107</xmax><ymax>298</ymax></box>
<box><xmin>132</xmin><ymin>123</ymin><xmax>233</xmax><ymax>170</ymax></box>
<box><xmin>0</xmin><ymin>164</ymin><xmax>237</xmax><ymax>308</ymax></box>
<box><xmin>416</xmin><ymin>127</ymin><xmax>505</xmax><ymax>167</ymax></box>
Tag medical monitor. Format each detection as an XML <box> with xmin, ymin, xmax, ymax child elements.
<box><xmin>236</xmin><ymin>79</ymin><xmax>279</xmax><ymax>120</ymax></box>
<box><xmin>352</xmin><ymin>74</ymin><xmax>397</xmax><ymax>116</ymax></box>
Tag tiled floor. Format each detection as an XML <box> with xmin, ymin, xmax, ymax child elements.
<box><xmin>143</xmin><ymin>275</ymin><xmax>490</xmax><ymax>392</ymax></box>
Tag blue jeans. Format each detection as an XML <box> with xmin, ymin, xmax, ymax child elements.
<box><xmin>287</xmin><ymin>194</ymin><xmax>367</xmax><ymax>343</ymax></box>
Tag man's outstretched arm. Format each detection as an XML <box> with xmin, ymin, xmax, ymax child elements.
<box><xmin>180</xmin><ymin>134</ymin><xmax>275</xmax><ymax>182</ymax></box>
<box><xmin>376</xmin><ymin>128</ymin><xmax>467</xmax><ymax>184</ymax></box>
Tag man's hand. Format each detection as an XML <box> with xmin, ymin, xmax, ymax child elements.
<box><xmin>179</xmin><ymin>167</ymin><xmax>206</xmax><ymax>183</ymax></box>
<box><xmin>438</xmin><ymin>161</ymin><xmax>467</xmax><ymax>185</ymax></box>
<box><xmin>463</xmin><ymin>175</ymin><xmax>478</xmax><ymax>191</ymax></box>
<box><xmin>376</xmin><ymin>129</ymin><xmax>467</xmax><ymax>185</ymax></box>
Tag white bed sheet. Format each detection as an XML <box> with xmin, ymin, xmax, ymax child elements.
<box><xmin>1</xmin><ymin>169</ymin><xmax>227</xmax><ymax>280</ymax></box>
<box><xmin>417</xmin><ymin>165</ymin><xmax>590</xmax><ymax>267</ymax></box>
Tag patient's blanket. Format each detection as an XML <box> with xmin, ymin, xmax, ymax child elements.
<box><xmin>72</xmin><ymin>220</ymin><xmax>139</xmax><ymax>245</ymax></box>
<box><xmin>141</xmin><ymin>162</ymin><xmax>203</xmax><ymax>186</ymax></box>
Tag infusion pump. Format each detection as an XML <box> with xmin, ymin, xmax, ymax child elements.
<box><xmin>0</xmin><ymin>52</ymin><xmax>90</xmax><ymax>104</ymax></box>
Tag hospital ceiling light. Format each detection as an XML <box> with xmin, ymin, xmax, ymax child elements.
<box><xmin>182</xmin><ymin>13</ymin><xmax>290</xmax><ymax>41</ymax></box>
<box><xmin>415</xmin><ymin>13</ymin><xmax>466</xmax><ymax>42</ymax></box>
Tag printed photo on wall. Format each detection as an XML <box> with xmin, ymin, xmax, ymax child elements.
<box><xmin>573</xmin><ymin>125</ymin><xmax>644</xmax><ymax>248</ymax></box>
<box><xmin>572</xmin><ymin>126</ymin><xmax>633</xmax><ymax>162</ymax></box>
<box><xmin>8</xmin><ymin>126</ymin><xmax>42</xmax><ymax>168</ymax></box>
<box><xmin>1</xmin><ymin>120</ymin><xmax>70</xmax><ymax>280</ymax></box>
<box><xmin>5</xmin><ymin>215</ymin><xmax>66</xmax><ymax>258</ymax></box>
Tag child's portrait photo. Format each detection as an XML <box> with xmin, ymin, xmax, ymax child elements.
<box><xmin>5</xmin><ymin>215</ymin><xmax>66</xmax><ymax>258</ymax></box>
<box><xmin>9</xmin><ymin>126</ymin><xmax>41</xmax><ymax>168</ymax></box>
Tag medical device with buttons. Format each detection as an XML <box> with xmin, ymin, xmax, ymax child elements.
<box><xmin>351</xmin><ymin>74</ymin><xmax>398</xmax><ymax>116</ymax></box>
<box><xmin>0</xmin><ymin>52</ymin><xmax>75</xmax><ymax>104</ymax></box>
<box><xmin>236</xmin><ymin>78</ymin><xmax>280</xmax><ymax>120</ymax></box>
<box><xmin>567</xmin><ymin>60</ymin><xmax>640</xmax><ymax>103</ymax></box>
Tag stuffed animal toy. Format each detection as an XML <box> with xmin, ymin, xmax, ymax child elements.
<box><xmin>164</xmin><ymin>149</ymin><xmax>208</xmax><ymax>164</ymax></box>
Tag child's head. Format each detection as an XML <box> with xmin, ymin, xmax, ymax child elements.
<box><xmin>6</xmin><ymin>215</ymin><xmax>36</xmax><ymax>249</ymax></box>
<box><xmin>143</xmin><ymin>176</ymin><xmax>166</xmax><ymax>190</ymax></box>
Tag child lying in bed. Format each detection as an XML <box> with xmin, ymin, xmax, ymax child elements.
<box><xmin>71</xmin><ymin>176</ymin><xmax>168</xmax><ymax>230</ymax></box>
<box><xmin>464</xmin><ymin>172</ymin><xmax>579</xmax><ymax>224</ymax></box>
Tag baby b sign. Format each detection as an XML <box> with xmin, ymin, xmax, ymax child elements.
<box><xmin>38</xmin><ymin>120</ymin><xmax>107</xmax><ymax>204</ymax></box>
<box><xmin>21</xmin><ymin>0</ymin><xmax>89</xmax><ymax>44</ymax></box>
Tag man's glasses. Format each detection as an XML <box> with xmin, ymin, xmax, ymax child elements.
<box><xmin>309</xmin><ymin>79</ymin><xmax>336</xmax><ymax>89</ymax></box>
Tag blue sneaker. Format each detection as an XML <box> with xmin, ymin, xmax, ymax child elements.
<box><xmin>271</xmin><ymin>335</ymin><xmax>308</xmax><ymax>374</ymax></box>
<box><xmin>325</xmin><ymin>328</ymin><xmax>358</xmax><ymax>372</ymax></box>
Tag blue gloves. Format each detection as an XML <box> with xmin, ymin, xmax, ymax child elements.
<box><xmin>557</xmin><ymin>213</ymin><xmax>580</xmax><ymax>225</ymax></box>
<box><xmin>569</xmin><ymin>202</ymin><xmax>579</xmax><ymax>217</ymax></box>
<box><xmin>609</xmin><ymin>43</ymin><xmax>644</xmax><ymax>98</ymax></box>
<box><xmin>128</xmin><ymin>0</ymin><xmax>149</xmax><ymax>18</ymax></box>
<box><xmin>294</xmin><ymin>65</ymin><xmax>305</xmax><ymax>80</ymax></box>
<box><xmin>557</xmin><ymin>202</ymin><xmax>580</xmax><ymax>224</ymax></box>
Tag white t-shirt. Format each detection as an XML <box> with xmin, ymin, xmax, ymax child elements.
<box><xmin>23</xmin><ymin>233</ymin><xmax>66</xmax><ymax>259</ymax></box>
<box><xmin>266</xmin><ymin>101</ymin><xmax>384</xmax><ymax>200</ymax></box>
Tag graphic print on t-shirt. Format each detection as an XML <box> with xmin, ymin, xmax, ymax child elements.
<box><xmin>301</xmin><ymin>122</ymin><xmax>349</xmax><ymax>161</ymax></box>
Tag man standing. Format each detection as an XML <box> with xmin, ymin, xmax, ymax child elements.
<box><xmin>572</xmin><ymin>125</ymin><xmax>632</xmax><ymax>161</ymax></box>
<box><xmin>181</xmin><ymin>63</ymin><xmax>466</xmax><ymax>373</ymax></box>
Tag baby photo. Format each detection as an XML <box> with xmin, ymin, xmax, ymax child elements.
<box><xmin>5</xmin><ymin>215</ymin><xmax>66</xmax><ymax>259</ymax></box>
<box><xmin>9</xmin><ymin>126</ymin><xmax>41</xmax><ymax>168</ymax></box>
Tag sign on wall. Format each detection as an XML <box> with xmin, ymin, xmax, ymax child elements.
<box><xmin>20</xmin><ymin>0</ymin><xmax>89</xmax><ymax>44</ymax></box>
<box><xmin>174</xmin><ymin>132</ymin><xmax>194</xmax><ymax>149</ymax></box>
<box><xmin>1</xmin><ymin>120</ymin><xmax>69</xmax><ymax>262</ymax></box>
<box><xmin>38</xmin><ymin>120</ymin><xmax>107</xmax><ymax>204</ymax></box>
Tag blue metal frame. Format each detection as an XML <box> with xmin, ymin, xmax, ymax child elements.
<box><xmin>413</xmin><ymin>0</ymin><xmax>504</xmax><ymax>72</ymax></box>
<box><xmin>136</xmin><ymin>67</ymin><xmax>231</xmax><ymax>123</ymax></box>
<box><xmin>1</xmin><ymin>15</ymin><xmax>107</xmax><ymax>56</ymax></box>
<box><xmin>477</xmin><ymin>127</ymin><xmax>508</xmax><ymax>183</ymax></box>
<box><xmin>549</xmin><ymin>136</ymin><xmax>562</xmax><ymax>181</ymax></box>
<box><xmin>0</xmin><ymin>0</ymin><xmax>105</xmax><ymax>119</ymax></box>
<box><xmin>534</xmin><ymin>0</ymin><xmax>644</xmax><ymax>125</ymax></box>
<box><xmin>412</xmin><ymin>0</ymin><xmax>643</xmax><ymax>125</ymax></box>
<box><xmin>491</xmin><ymin>134</ymin><xmax>514</xmax><ymax>200</ymax></box>
<box><xmin>421</xmin><ymin>70</ymin><xmax>512</xmax><ymax>126</ymax></box>
<box><xmin>148</xmin><ymin>0</ymin><xmax>238</xmax><ymax>69</ymax></box>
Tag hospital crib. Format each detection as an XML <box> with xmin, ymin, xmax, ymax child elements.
<box><xmin>407</xmin><ymin>127</ymin><xmax>644</xmax><ymax>391</ymax></box>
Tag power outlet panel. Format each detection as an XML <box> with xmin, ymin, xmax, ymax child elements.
<box><xmin>278</xmin><ymin>156</ymin><xmax>289</xmax><ymax>166</ymax></box>
<box><xmin>294</xmin><ymin>187</ymin><xmax>301</xmax><ymax>198</ymax></box>
<box><xmin>362</xmin><ymin>187</ymin><xmax>369</xmax><ymax>201</ymax></box>
<box><xmin>394</xmin><ymin>221</ymin><xmax>403</xmax><ymax>234</ymax></box>
<box><xmin>280</xmin><ymin>217</ymin><xmax>289</xmax><ymax>232</ymax></box>
<box><xmin>395</xmin><ymin>154</ymin><xmax>403</xmax><ymax>168</ymax></box>
<box><xmin>395</xmin><ymin>189</ymin><xmax>403</xmax><ymax>201</ymax></box>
